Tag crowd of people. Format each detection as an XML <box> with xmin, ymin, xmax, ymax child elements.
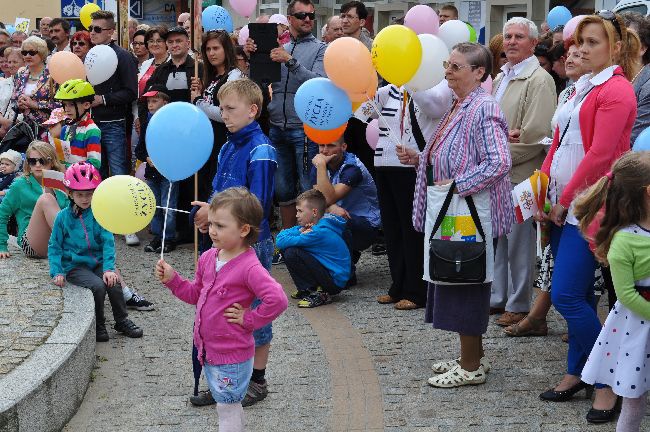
<box><xmin>1</xmin><ymin>1</ymin><xmax>650</xmax><ymax>430</ymax></box>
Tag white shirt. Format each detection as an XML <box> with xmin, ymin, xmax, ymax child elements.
<box><xmin>493</xmin><ymin>55</ymin><xmax>538</xmax><ymax>102</ymax></box>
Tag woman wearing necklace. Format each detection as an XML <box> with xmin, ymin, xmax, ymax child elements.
<box><xmin>9</xmin><ymin>36</ymin><xmax>58</xmax><ymax>138</ymax></box>
<box><xmin>398</xmin><ymin>42</ymin><xmax>513</xmax><ymax>388</ymax></box>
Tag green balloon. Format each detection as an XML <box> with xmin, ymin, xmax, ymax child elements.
<box><xmin>466</xmin><ymin>22</ymin><xmax>477</xmax><ymax>42</ymax></box>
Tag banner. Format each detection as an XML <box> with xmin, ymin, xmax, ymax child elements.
<box><xmin>43</xmin><ymin>170</ymin><xmax>67</xmax><ymax>192</ymax></box>
<box><xmin>14</xmin><ymin>18</ymin><xmax>30</xmax><ymax>33</ymax></box>
<box><xmin>512</xmin><ymin>170</ymin><xmax>549</xmax><ymax>223</ymax></box>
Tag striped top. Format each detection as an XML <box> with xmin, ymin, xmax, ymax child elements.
<box><xmin>412</xmin><ymin>87</ymin><xmax>514</xmax><ymax>238</ymax></box>
<box><xmin>48</xmin><ymin>113</ymin><xmax>101</xmax><ymax>169</ymax></box>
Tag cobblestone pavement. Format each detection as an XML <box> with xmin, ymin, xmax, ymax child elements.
<box><xmin>62</xmin><ymin>234</ymin><xmax>648</xmax><ymax>431</ymax></box>
<box><xmin>0</xmin><ymin>240</ymin><xmax>62</xmax><ymax>377</ymax></box>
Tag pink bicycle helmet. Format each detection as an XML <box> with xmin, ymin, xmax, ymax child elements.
<box><xmin>64</xmin><ymin>161</ymin><xmax>102</xmax><ymax>191</ymax></box>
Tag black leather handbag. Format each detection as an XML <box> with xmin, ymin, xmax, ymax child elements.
<box><xmin>0</xmin><ymin>111</ymin><xmax>36</xmax><ymax>154</ymax></box>
<box><xmin>429</xmin><ymin>181</ymin><xmax>487</xmax><ymax>284</ymax></box>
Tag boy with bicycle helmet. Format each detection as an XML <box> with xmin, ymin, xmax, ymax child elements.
<box><xmin>48</xmin><ymin>161</ymin><xmax>143</xmax><ymax>342</ymax></box>
<box><xmin>47</xmin><ymin>79</ymin><xmax>101</xmax><ymax>169</ymax></box>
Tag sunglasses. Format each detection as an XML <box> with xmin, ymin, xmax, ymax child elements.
<box><xmin>21</xmin><ymin>50</ymin><xmax>38</xmax><ymax>57</ymax></box>
<box><xmin>597</xmin><ymin>10</ymin><xmax>622</xmax><ymax>39</ymax></box>
<box><xmin>443</xmin><ymin>61</ymin><xmax>478</xmax><ymax>72</ymax></box>
<box><xmin>71</xmin><ymin>41</ymin><xmax>86</xmax><ymax>47</ymax></box>
<box><xmin>27</xmin><ymin>157</ymin><xmax>50</xmax><ymax>166</ymax></box>
<box><xmin>89</xmin><ymin>26</ymin><xmax>112</xmax><ymax>33</ymax></box>
<box><xmin>291</xmin><ymin>12</ymin><xmax>315</xmax><ymax>21</ymax></box>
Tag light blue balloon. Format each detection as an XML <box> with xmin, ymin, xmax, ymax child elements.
<box><xmin>6</xmin><ymin>25</ymin><xmax>15</xmax><ymax>35</ymax></box>
<box><xmin>202</xmin><ymin>5</ymin><xmax>233</xmax><ymax>32</ymax></box>
<box><xmin>633</xmin><ymin>127</ymin><xmax>650</xmax><ymax>152</ymax></box>
<box><xmin>146</xmin><ymin>102</ymin><xmax>214</xmax><ymax>181</ymax></box>
<box><xmin>547</xmin><ymin>6</ymin><xmax>572</xmax><ymax>29</ymax></box>
<box><xmin>295</xmin><ymin>78</ymin><xmax>352</xmax><ymax>130</ymax></box>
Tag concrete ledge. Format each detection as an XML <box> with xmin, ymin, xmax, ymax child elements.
<box><xmin>0</xmin><ymin>285</ymin><xmax>95</xmax><ymax>432</ymax></box>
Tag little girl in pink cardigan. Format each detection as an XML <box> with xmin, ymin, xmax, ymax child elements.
<box><xmin>156</xmin><ymin>187</ymin><xmax>287</xmax><ymax>432</ymax></box>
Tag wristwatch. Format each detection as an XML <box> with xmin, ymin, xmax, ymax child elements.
<box><xmin>286</xmin><ymin>58</ymin><xmax>298</xmax><ymax>71</ymax></box>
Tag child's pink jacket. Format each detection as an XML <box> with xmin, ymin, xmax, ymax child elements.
<box><xmin>164</xmin><ymin>247</ymin><xmax>288</xmax><ymax>365</ymax></box>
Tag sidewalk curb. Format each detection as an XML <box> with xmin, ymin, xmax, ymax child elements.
<box><xmin>0</xmin><ymin>285</ymin><xmax>95</xmax><ymax>432</ymax></box>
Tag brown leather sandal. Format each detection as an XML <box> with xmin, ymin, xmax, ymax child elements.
<box><xmin>503</xmin><ymin>315</ymin><xmax>548</xmax><ymax>337</ymax></box>
<box><xmin>377</xmin><ymin>294</ymin><xmax>398</xmax><ymax>304</ymax></box>
<box><xmin>394</xmin><ymin>299</ymin><xmax>421</xmax><ymax>310</ymax></box>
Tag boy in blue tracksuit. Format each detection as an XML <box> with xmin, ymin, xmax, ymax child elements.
<box><xmin>276</xmin><ymin>189</ymin><xmax>351</xmax><ymax>308</ymax></box>
<box><xmin>189</xmin><ymin>78</ymin><xmax>277</xmax><ymax>407</ymax></box>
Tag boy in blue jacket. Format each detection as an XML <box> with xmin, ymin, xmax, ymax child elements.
<box><xmin>276</xmin><ymin>189</ymin><xmax>351</xmax><ymax>308</ymax></box>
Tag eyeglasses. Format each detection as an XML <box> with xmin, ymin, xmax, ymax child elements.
<box><xmin>132</xmin><ymin>41</ymin><xmax>145</xmax><ymax>46</ymax></box>
<box><xmin>21</xmin><ymin>50</ymin><xmax>39</xmax><ymax>57</ymax></box>
<box><xmin>236</xmin><ymin>56</ymin><xmax>249</xmax><ymax>63</ymax></box>
<box><xmin>71</xmin><ymin>41</ymin><xmax>86</xmax><ymax>47</ymax></box>
<box><xmin>340</xmin><ymin>13</ymin><xmax>359</xmax><ymax>20</ymax></box>
<box><xmin>27</xmin><ymin>157</ymin><xmax>50</xmax><ymax>166</ymax></box>
<box><xmin>147</xmin><ymin>38</ymin><xmax>164</xmax><ymax>45</ymax></box>
<box><xmin>291</xmin><ymin>12</ymin><xmax>315</xmax><ymax>21</ymax></box>
<box><xmin>443</xmin><ymin>61</ymin><xmax>478</xmax><ymax>72</ymax></box>
<box><xmin>597</xmin><ymin>10</ymin><xmax>622</xmax><ymax>39</ymax></box>
<box><xmin>89</xmin><ymin>26</ymin><xmax>112</xmax><ymax>33</ymax></box>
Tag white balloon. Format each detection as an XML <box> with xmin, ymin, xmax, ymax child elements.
<box><xmin>438</xmin><ymin>20</ymin><xmax>471</xmax><ymax>50</ymax></box>
<box><xmin>406</xmin><ymin>34</ymin><xmax>449</xmax><ymax>92</ymax></box>
<box><xmin>84</xmin><ymin>45</ymin><xmax>118</xmax><ymax>86</ymax></box>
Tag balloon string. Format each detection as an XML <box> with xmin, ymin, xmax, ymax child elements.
<box><xmin>160</xmin><ymin>183</ymin><xmax>173</xmax><ymax>261</ymax></box>
<box><xmin>156</xmin><ymin>206</ymin><xmax>190</xmax><ymax>214</ymax></box>
<box><xmin>365</xmin><ymin>95</ymin><xmax>404</xmax><ymax>151</ymax></box>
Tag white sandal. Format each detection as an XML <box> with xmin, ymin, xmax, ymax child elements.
<box><xmin>431</xmin><ymin>357</ymin><xmax>491</xmax><ymax>374</ymax></box>
<box><xmin>427</xmin><ymin>364</ymin><xmax>487</xmax><ymax>388</ymax></box>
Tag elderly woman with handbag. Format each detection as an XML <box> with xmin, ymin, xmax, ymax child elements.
<box><xmin>398</xmin><ymin>42</ymin><xmax>513</xmax><ymax>388</ymax></box>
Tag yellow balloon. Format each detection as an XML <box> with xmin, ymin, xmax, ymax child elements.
<box><xmin>91</xmin><ymin>175</ymin><xmax>156</xmax><ymax>235</ymax></box>
<box><xmin>80</xmin><ymin>3</ymin><xmax>101</xmax><ymax>30</ymax></box>
<box><xmin>371</xmin><ymin>25</ymin><xmax>422</xmax><ymax>87</ymax></box>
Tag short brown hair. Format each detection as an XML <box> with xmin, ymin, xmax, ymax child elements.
<box><xmin>297</xmin><ymin>189</ymin><xmax>327</xmax><ymax>217</ymax></box>
<box><xmin>217</xmin><ymin>79</ymin><xmax>263</xmax><ymax>119</ymax></box>
<box><xmin>209</xmin><ymin>187</ymin><xmax>263</xmax><ymax>246</ymax></box>
<box><xmin>90</xmin><ymin>10</ymin><xmax>116</xmax><ymax>28</ymax></box>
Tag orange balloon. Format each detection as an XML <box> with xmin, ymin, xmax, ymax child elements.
<box><xmin>351</xmin><ymin>102</ymin><xmax>361</xmax><ymax>112</ymax></box>
<box><xmin>49</xmin><ymin>51</ymin><xmax>86</xmax><ymax>85</ymax></box>
<box><xmin>347</xmin><ymin>72</ymin><xmax>379</xmax><ymax>102</ymax></box>
<box><xmin>324</xmin><ymin>37</ymin><xmax>374</xmax><ymax>95</ymax></box>
<box><xmin>304</xmin><ymin>123</ymin><xmax>348</xmax><ymax>145</ymax></box>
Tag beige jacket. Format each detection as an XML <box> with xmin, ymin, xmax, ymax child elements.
<box><xmin>493</xmin><ymin>59</ymin><xmax>557</xmax><ymax>183</ymax></box>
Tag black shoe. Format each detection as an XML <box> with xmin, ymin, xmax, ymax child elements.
<box><xmin>160</xmin><ymin>241</ymin><xmax>176</xmax><ymax>253</ymax></box>
<box><xmin>586</xmin><ymin>397</ymin><xmax>622</xmax><ymax>424</ymax></box>
<box><xmin>144</xmin><ymin>237</ymin><xmax>161</xmax><ymax>252</ymax></box>
<box><xmin>539</xmin><ymin>381</ymin><xmax>593</xmax><ymax>402</ymax></box>
<box><xmin>345</xmin><ymin>273</ymin><xmax>357</xmax><ymax>288</ymax></box>
<box><xmin>114</xmin><ymin>319</ymin><xmax>143</xmax><ymax>338</ymax></box>
<box><xmin>96</xmin><ymin>323</ymin><xmax>109</xmax><ymax>342</ymax></box>
<box><xmin>371</xmin><ymin>242</ymin><xmax>387</xmax><ymax>256</ymax></box>
<box><xmin>126</xmin><ymin>293</ymin><xmax>155</xmax><ymax>311</ymax></box>
<box><xmin>189</xmin><ymin>390</ymin><xmax>216</xmax><ymax>406</ymax></box>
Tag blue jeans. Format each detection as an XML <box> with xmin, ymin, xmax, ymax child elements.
<box><xmin>268</xmin><ymin>126</ymin><xmax>318</xmax><ymax>205</ymax></box>
<box><xmin>147</xmin><ymin>178</ymin><xmax>179</xmax><ymax>241</ymax></box>
<box><xmin>251</xmin><ymin>237</ymin><xmax>274</xmax><ymax>347</ymax></box>
<box><xmin>550</xmin><ymin>223</ymin><xmax>600</xmax><ymax>376</ymax></box>
<box><xmin>97</xmin><ymin>120</ymin><xmax>128</xmax><ymax>179</ymax></box>
<box><xmin>204</xmin><ymin>357</ymin><xmax>254</xmax><ymax>404</ymax></box>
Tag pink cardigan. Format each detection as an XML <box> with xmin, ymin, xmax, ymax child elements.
<box><xmin>542</xmin><ymin>67</ymin><xmax>636</xmax><ymax>208</ymax></box>
<box><xmin>165</xmin><ymin>247</ymin><xmax>288</xmax><ymax>365</ymax></box>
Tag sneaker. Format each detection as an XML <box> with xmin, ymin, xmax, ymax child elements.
<box><xmin>144</xmin><ymin>237</ymin><xmax>161</xmax><ymax>252</ymax></box>
<box><xmin>345</xmin><ymin>273</ymin><xmax>357</xmax><ymax>288</ymax></box>
<box><xmin>242</xmin><ymin>380</ymin><xmax>268</xmax><ymax>407</ymax></box>
<box><xmin>271</xmin><ymin>250</ymin><xmax>284</xmax><ymax>265</ymax></box>
<box><xmin>371</xmin><ymin>242</ymin><xmax>387</xmax><ymax>256</ymax></box>
<box><xmin>126</xmin><ymin>293</ymin><xmax>155</xmax><ymax>311</ymax></box>
<box><xmin>297</xmin><ymin>290</ymin><xmax>331</xmax><ymax>308</ymax></box>
<box><xmin>96</xmin><ymin>323</ymin><xmax>109</xmax><ymax>342</ymax></box>
<box><xmin>159</xmin><ymin>241</ymin><xmax>176</xmax><ymax>253</ymax></box>
<box><xmin>189</xmin><ymin>390</ymin><xmax>216</xmax><ymax>407</ymax></box>
<box><xmin>124</xmin><ymin>233</ymin><xmax>140</xmax><ymax>246</ymax></box>
<box><xmin>291</xmin><ymin>289</ymin><xmax>310</xmax><ymax>300</ymax></box>
<box><xmin>114</xmin><ymin>319</ymin><xmax>143</xmax><ymax>338</ymax></box>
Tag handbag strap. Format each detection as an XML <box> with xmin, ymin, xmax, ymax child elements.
<box><xmin>408</xmin><ymin>99</ymin><xmax>426</xmax><ymax>152</ymax></box>
<box><xmin>557</xmin><ymin>85</ymin><xmax>597</xmax><ymax>149</ymax></box>
<box><xmin>429</xmin><ymin>180</ymin><xmax>486</xmax><ymax>243</ymax></box>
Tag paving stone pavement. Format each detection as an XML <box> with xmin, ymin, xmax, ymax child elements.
<box><xmin>0</xmin><ymin>240</ymin><xmax>63</xmax><ymax>377</ymax></box>
<box><xmin>62</xmin><ymin>234</ymin><xmax>649</xmax><ymax>431</ymax></box>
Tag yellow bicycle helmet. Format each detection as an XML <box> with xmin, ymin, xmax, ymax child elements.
<box><xmin>54</xmin><ymin>79</ymin><xmax>95</xmax><ymax>102</ymax></box>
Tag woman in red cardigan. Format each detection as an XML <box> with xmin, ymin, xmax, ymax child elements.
<box><xmin>537</xmin><ymin>12</ymin><xmax>639</xmax><ymax>424</ymax></box>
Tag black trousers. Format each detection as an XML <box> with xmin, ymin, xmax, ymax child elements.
<box><xmin>66</xmin><ymin>265</ymin><xmax>128</xmax><ymax>326</ymax></box>
<box><xmin>375</xmin><ymin>167</ymin><xmax>427</xmax><ymax>305</ymax></box>
<box><xmin>283</xmin><ymin>247</ymin><xmax>341</xmax><ymax>295</ymax></box>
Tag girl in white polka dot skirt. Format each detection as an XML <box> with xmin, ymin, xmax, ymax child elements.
<box><xmin>574</xmin><ymin>152</ymin><xmax>650</xmax><ymax>431</ymax></box>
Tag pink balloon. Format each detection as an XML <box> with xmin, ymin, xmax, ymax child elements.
<box><xmin>563</xmin><ymin>15</ymin><xmax>586</xmax><ymax>42</ymax></box>
<box><xmin>237</xmin><ymin>25</ymin><xmax>249</xmax><ymax>46</ymax></box>
<box><xmin>134</xmin><ymin>162</ymin><xmax>146</xmax><ymax>181</ymax></box>
<box><xmin>230</xmin><ymin>0</ymin><xmax>256</xmax><ymax>18</ymax></box>
<box><xmin>404</xmin><ymin>5</ymin><xmax>439</xmax><ymax>35</ymax></box>
<box><xmin>366</xmin><ymin>119</ymin><xmax>380</xmax><ymax>150</ymax></box>
<box><xmin>481</xmin><ymin>75</ymin><xmax>493</xmax><ymax>93</ymax></box>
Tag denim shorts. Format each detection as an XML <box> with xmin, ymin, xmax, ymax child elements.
<box><xmin>204</xmin><ymin>357</ymin><xmax>254</xmax><ymax>404</ymax></box>
<box><xmin>252</xmin><ymin>237</ymin><xmax>274</xmax><ymax>347</ymax></box>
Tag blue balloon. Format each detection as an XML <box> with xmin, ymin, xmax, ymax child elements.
<box><xmin>295</xmin><ymin>78</ymin><xmax>352</xmax><ymax>130</ymax></box>
<box><xmin>633</xmin><ymin>127</ymin><xmax>650</xmax><ymax>152</ymax></box>
<box><xmin>547</xmin><ymin>6</ymin><xmax>572</xmax><ymax>30</ymax></box>
<box><xmin>202</xmin><ymin>5</ymin><xmax>233</xmax><ymax>32</ymax></box>
<box><xmin>146</xmin><ymin>102</ymin><xmax>214</xmax><ymax>181</ymax></box>
<box><xmin>5</xmin><ymin>25</ymin><xmax>15</xmax><ymax>35</ymax></box>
